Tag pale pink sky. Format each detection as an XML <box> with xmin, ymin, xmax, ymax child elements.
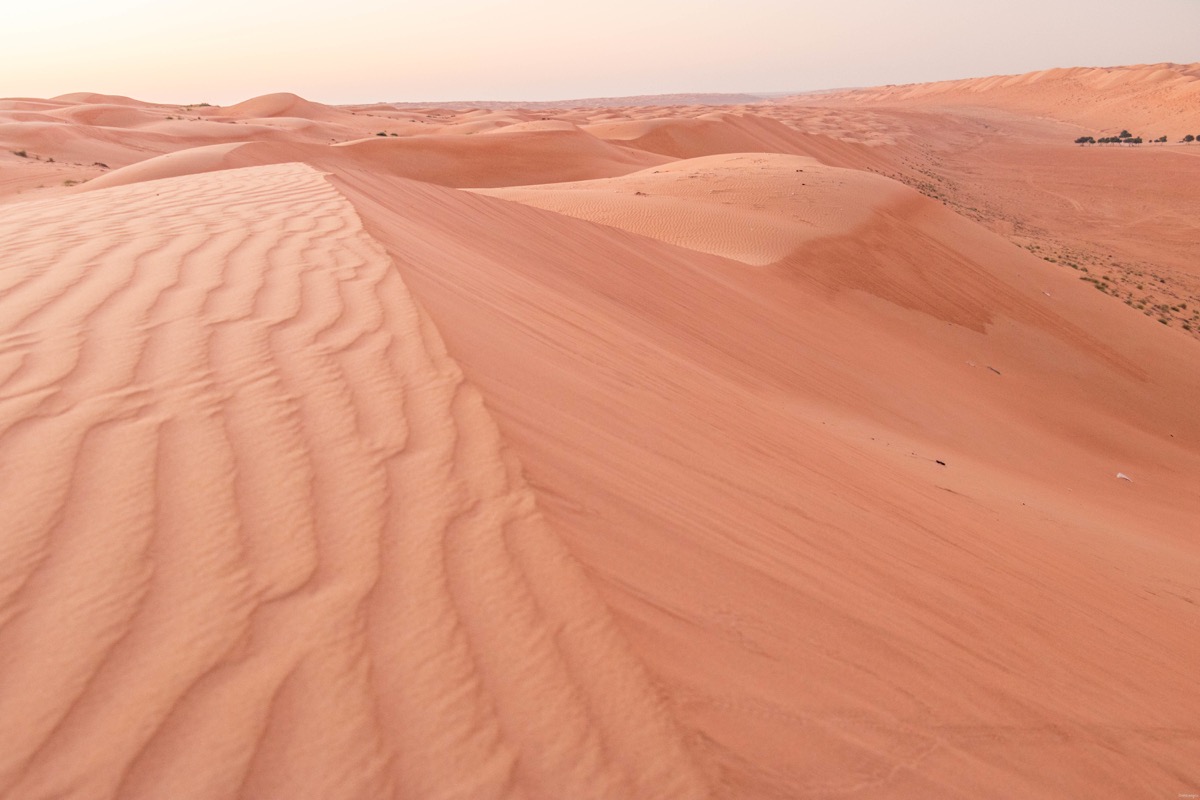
<box><xmin>2</xmin><ymin>0</ymin><xmax>1196</xmax><ymax>103</ymax></box>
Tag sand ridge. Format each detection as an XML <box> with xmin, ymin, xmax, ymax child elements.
<box><xmin>340</xmin><ymin>167</ymin><xmax>1200</xmax><ymax>798</ymax></box>
<box><xmin>0</xmin><ymin>163</ymin><xmax>712</xmax><ymax>799</ymax></box>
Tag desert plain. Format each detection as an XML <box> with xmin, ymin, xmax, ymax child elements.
<box><xmin>1</xmin><ymin>62</ymin><xmax>1199</xmax><ymax>798</ymax></box>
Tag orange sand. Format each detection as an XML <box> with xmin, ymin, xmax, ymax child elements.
<box><xmin>1</xmin><ymin>64</ymin><xmax>1199</xmax><ymax>799</ymax></box>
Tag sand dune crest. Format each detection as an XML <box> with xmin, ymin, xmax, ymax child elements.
<box><xmin>0</xmin><ymin>163</ymin><xmax>711</xmax><ymax>799</ymax></box>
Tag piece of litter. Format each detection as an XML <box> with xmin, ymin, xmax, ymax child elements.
<box><xmin>986</xmin><ymin>366</ymin><xmax>1002</xmax><ymax>375</ymax></box>
<box><xmin>1116</xmin><ymin>472</ymin><xmax>1133</xmax><ymax>482</ymax></box>
<box><xmin>936</xmin><ymin>460</ymin><xmax>947</xmax><ymax>466</ymax></box>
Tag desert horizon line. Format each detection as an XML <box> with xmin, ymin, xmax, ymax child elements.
<box><xmin>7</xmin><ymin>59</ymin><xmax>1195</xmax><ymax>109</ymax></box>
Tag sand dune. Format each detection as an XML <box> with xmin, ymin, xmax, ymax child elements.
<box><xmin>2</xmin><ymin>70</ymin><xmax>1199</xmax><ymax>798</ymax></box>
<box><xmin>477</xmin><ymin>153</ymin><xmax>895</xmax><ymax>265</ymax></box>
<box><xmin>0</xmin><ymin>163</ymin><xmax>711</xmax><ymax>799</ymax></box>
<box><xmin>86</xmin><ymin>128</ymin><xmax>673</xmax><ymax>191</ymax></box>
<box><xmin>219</xmin><ymin>92</ymin><xmax>346</xmax><ymax>121</ymax></box>
<box><xmin>48</xmin><ymin>104</ymin><xmax>166</xmax><ymax>129</ymax></box>
<box><xmin>588</xmin><ymin>112</ymin><xmax>826</xmax><ymax>158</ymax></box>
<box><xmin>583</xmin><ymin>111</ymin><xmax>892</xmax><ymax>173</ymax></box>
<box><xmin>804</xmin><ymin>62</ymin><xmax>1200</xmax><ymax>136</ymax></box>
<box><xmin>51</xmin><ymin>92</ymin><xmax>154</xmax><ymax>107</ymax></box>
<box><xmin>344</xmin><ymin>168</ymin><xmax>1200</xmax><ymax>798</ymax></box>
<box><xmin>331</xmin><ymin>128</ymin><xmax>672</xmax><ymax>187</ymax></box>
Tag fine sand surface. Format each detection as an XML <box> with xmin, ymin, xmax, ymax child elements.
<box><xmin>0</xmin><ymin>164</ymin><xmax>710</xmax><ymax>799</ymax></box>
<box><xmin>2</xmin><ymin>65</ymin><xmax>1199</xmax><ymax>799</ymax></box>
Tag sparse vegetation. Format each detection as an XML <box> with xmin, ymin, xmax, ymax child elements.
<box><xmin>12</xmin><ymin>150</ymin><xmax>28</xmax><ymax>158</ymax></box>
<box><xmin>1079</xmin><ymin>129</ymin><xmax>1188</xmax><ymax>145</ymax></box>
<box><xmin>1078</xmin><ymin>129</ymin><xmax>1153</xmax><ymax>145</ymax></box>
<box><xmin>1029</xmin><ymin>235</ymin><xmax>1199</xmax><ymax>338</ymax></box>
<box><xmin>889</xmin><ymin>124</ymin><xmax>1200</xmax><ymax>340</ymax></box>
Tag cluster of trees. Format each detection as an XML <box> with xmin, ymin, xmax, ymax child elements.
<box><xmin>1075</xmin><ymin>130</ymin><xmax>1198</xmax><ymax>145</ymax></box>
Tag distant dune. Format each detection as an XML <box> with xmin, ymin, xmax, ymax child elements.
<box><xmin>220</xmin><ymin>92</ymin><xmax>351</xmax><ymax>122</ymax></box>
<box><xmin>799</xmin><ymin>62</ymin><xmax>1200</xmax><ymax>135</ymax></box>
<box><xmin>378</xmin><ymin>92</ymin><xmax>771</xmax><ymax>110</ymax></box>
<box><xmin>2</xmin><ymin>66</ymin><xmax>1199</xmax><ymax>799</ymax></box>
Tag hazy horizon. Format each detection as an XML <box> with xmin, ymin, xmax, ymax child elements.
<box><xmin>3</xmin><ymin>0</ymin><xmax>1197</xmax><ymax>105</ymax></box>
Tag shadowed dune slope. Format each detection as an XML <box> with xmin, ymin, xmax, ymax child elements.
<box><xmin>339</xmin><ymin>168</ymin><xmax>1200</xmax><ymax>799</ymax></box>
<box><xmin>0</xmin><ymin>163</ymin><xmax>712</xmax><ymax>800</ymax></box>
<box><xmin>47</xmin><ymin>104</ymin><xmax>164</xmax><ymax>129</ymax></box>
<box><xmin>0</xmin><ymin>118</ymin><xmax>320</xmax><ymax>179</ymax></box>
<box><xmin>0</xmin><ymin>121</ymin><xmax>178</xmax><ymax>170</ymax></box>
<box><xmin>331</xmin><ymin>129</ymin><xmax>673</xmax><ymax>187</ymax></box>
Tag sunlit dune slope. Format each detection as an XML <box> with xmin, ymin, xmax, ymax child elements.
<box><xmin>477</xmin><ymin>153</ymin><xmax>899</xmax><ymax>264</ymax></box>
<box><xmin>0</xmin><ymin>164</ymin><xmax>712</xmax><ymax>800</ymax></box>
<box><xmin>340</xmin><ymin>167</ymin><xmax>1200</xmax><ymax>798</ymax></box>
